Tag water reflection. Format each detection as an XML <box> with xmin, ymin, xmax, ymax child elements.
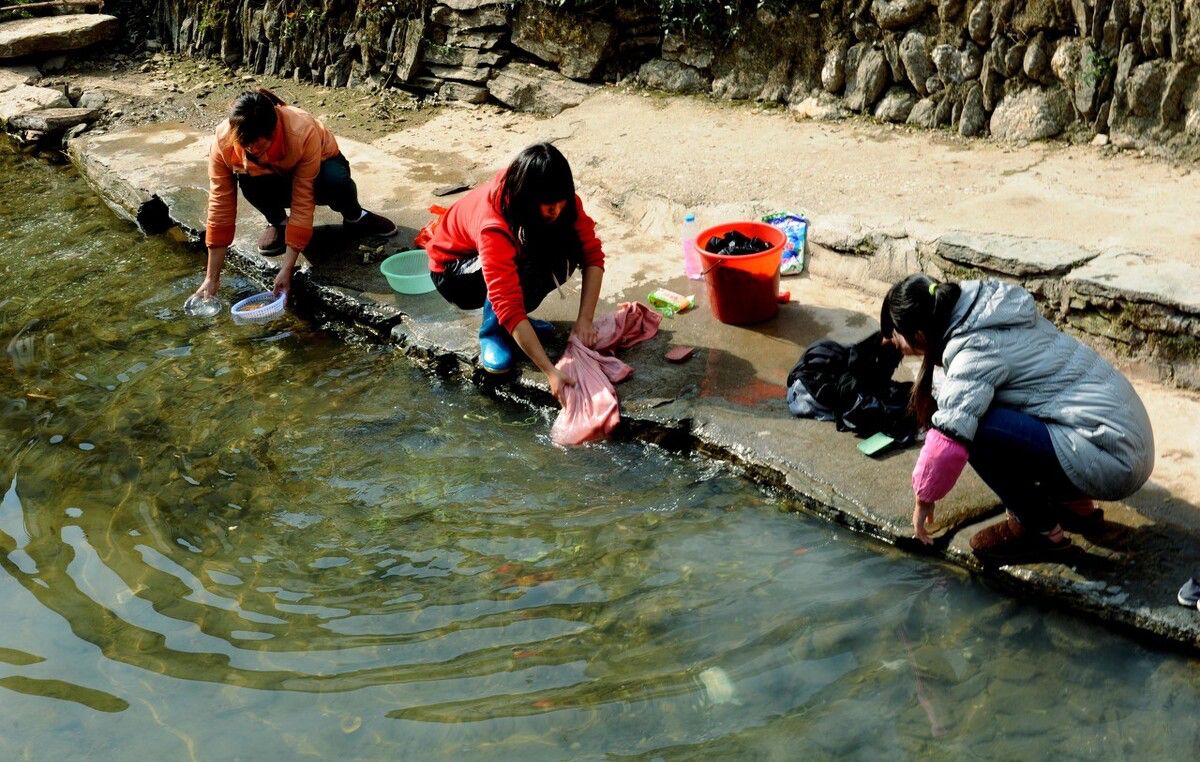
<box><xmin>1</xmin><ymin>143</ymin><xmax>1200</xmax><ymax>760</ymax></box>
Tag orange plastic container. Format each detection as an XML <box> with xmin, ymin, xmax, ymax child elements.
<box><xmin>695</xmin><ymin>221</ymin><xmax>786</xmax><ymax>325</ymax></box>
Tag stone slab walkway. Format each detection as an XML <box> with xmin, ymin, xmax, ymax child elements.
<box><xmin>64</xmin><ymin>106</ymin><xmax>1200</xmax><ymax>651</ymax></box>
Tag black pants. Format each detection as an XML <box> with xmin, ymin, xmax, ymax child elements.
<box><xmin>969</xmin><ymin>407</ymin><xmax>1085</xmax><ymax>532</ymax></box>
<box><xmin>236</xmin><ymin>153</ymin><xmax>363</xmax><ymax>226</ymax></box>
<box><xmin>432</xmin><ymin>250</ymin><xmax>578</xmax><ymax>316</ymax></box>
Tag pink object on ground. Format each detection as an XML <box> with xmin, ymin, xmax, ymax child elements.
<box><xmin>551</xmin><ymin>302</ymin><xmax>662</xmax><ymax>446</ymax></box>
<box><xmin>664</xmin><ymin>345</ymin><xmax>695</xmax><ymax>363</ymax></box>
<box><xmin>912</xmin><ymin>428</ymin><xmax>970</xmax><ymax>503</ymax></box>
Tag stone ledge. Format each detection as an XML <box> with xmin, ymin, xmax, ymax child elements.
<box><xmin>810</xmin><ymin>221</ymin><xmax>1200</xmax><ymax>392</ymax></box>
<box><xmin>1062</xmin><ymin>251</ymin><xmax>1200</xmax><ymax>388</ymax></box>
<box><xmin>1066</xmin><ymin>250</ymin><xmax>1200</xmax><ymax>317</ymax></box>
<box><xmin>936</xmin><ymin>231</ymin><xmax>1098</xmax><ymax>278</ymax></box>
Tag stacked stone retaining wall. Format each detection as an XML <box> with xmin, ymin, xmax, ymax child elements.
<box><xmin>97</xmin><ymin>1</ymin><xmax>1198</xmax><ymax>152</ymax></box>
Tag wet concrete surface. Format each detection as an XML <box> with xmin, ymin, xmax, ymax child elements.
<box><xmin>67</xmin><ymin>123</ymin><xmax>1200</xmax><ymax>653</ymax></box>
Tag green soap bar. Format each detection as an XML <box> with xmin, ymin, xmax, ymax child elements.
<box><xmin>857</xmin><ymin>432</ymin><xmax>895</xmax><ymax>456</ymax></box>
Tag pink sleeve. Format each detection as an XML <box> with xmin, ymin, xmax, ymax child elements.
<box><xmin>912</xmin><ymin>429</ymin><xmax>970</xmax><ymax>503</ymax></box>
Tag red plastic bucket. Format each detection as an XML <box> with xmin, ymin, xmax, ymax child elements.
<box><xmin>695</xmin><ymin>221</ymin><xmax>786</xmax><ymax>325</ymax></box>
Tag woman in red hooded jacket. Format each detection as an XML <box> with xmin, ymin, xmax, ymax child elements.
<box><xmin>423</xmin><ymin>143</ymin><xmax>605</xmax><ymax>403</ymax></box>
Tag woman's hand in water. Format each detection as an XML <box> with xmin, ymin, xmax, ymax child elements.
<box><xmin>913</xmin><ymin>499</ymin><xmax>936</xmax><ymax>545</ymax></box>
<box><xmin>547</xmin><ymin>367</ymin><xmax>575</xmax><ymax>402</ymax></box>
<box><xmin>194</xmin><ymin>276</ymin><xmax>219</xmax><ymax>300</ymax></box>
<box><xmin>572</xmin><ymin>317</ymin><xmax>598</xmax><ymax>347</ymax></box>
<box><xmin>272</xmin><ymin>267</ymin><xmax>292</xmax><ymax>297</ymax></box>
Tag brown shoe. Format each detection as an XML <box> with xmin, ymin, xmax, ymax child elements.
<box><xmin>970</xmin><ymin>514</ymin><xmax>1071</xmax><ymax>564</ymax></box>
<box><xmin>257</xmin><ymin>223</ymin><xmax>285</xmax><ymax>254</ymax></box>
<box><xmin>345</xmin><ymin>210</ymin><xmax>397</xmax><ymax>238</ymax></box>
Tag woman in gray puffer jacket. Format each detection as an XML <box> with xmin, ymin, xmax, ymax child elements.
<box><xmin>881</xmin><ymin>274</ymin><xmax>1154</xmax><ymax>563</ymax></box>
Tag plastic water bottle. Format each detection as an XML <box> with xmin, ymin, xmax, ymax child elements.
<box><xmin>682</xmin><ymin>213</ymin><xmax>702</xmax><ymax>280</ymax></box>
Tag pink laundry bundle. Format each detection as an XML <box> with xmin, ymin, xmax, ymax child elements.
<box><xmin>550</xmin><ymin>302</ymin><xmax>662</xmax><ymax>446</ymax></box>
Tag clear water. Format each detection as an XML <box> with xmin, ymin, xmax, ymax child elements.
<box><xmin>1</xmin><ymin>143</ymin><xmax>1199</xmax><ymax>760</ymax></box>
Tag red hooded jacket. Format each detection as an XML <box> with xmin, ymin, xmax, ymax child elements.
<box><xmin>424</xmin><ymin>172</ymin><xmax>605</xmax><ymax>332</ymax></box>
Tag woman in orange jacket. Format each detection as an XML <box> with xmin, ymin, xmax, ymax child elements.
<box><xmin>194</xmin><ymin>89</ymin><xmax>396</xmax><ymax>300</ymax></box>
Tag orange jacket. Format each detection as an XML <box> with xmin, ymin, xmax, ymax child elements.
<box><xmin>205</xmin><ymin>105</ymin><xmax>340</xmax><ymax>251</ymax></box>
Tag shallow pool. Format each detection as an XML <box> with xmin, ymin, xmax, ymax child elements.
<box><xmin>1</xmin><ymin>143</ymin><xmax>1198</xmax><ymax>759</ymax></box>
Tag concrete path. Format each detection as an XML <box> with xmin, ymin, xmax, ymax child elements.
<box><xmin>66</xmin><ymin>104</ymin><xmax>1200</xmax><ymax>651</ymax></box>
<box><xmin>372</xmin><ymin>91</ymin><xmax>1200</xmax><ymax>269</ymax></box>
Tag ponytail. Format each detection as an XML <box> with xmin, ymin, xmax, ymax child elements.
<box><xmin>229</xmin><ymin>88</ymin><xmax>286</xmax><ymax>147</ymax></box>
<box><xmin>880</xmin><ymin>274</ymin><xmax>962</xmax><ymax>428</ymax></box>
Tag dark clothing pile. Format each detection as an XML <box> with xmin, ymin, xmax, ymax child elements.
<box><xmin>704</xmin><ymin>230</ymin><xmax>772</xmax><ymax>256</ymax></box>
<box><xmin>786</xmin><ymin>331</ymin><xmax>918</xmax><ymax>442</ymax></box>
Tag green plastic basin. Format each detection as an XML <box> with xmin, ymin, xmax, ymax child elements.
<box><xmin>380</xmin><ymin>249</ymin><xmax>435</xmax><ymax>295</ymax></box>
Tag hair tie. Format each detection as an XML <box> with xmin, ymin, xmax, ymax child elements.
<box><xmin>928</xmin><ymin>282</ymin><xmax>938</xmax><ymax>296</ymax></box>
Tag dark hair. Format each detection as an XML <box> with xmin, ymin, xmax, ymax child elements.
<box><xmin>499</xmin><ymin>142</ymin><xmax>580</xmax><ymax>259</ymax></box>
<box><xmin>229</xmin><ymin>88</ymin><xmax>286</xmax><ymax>147</ymax></box>
<box><xmin>880</xmin><ymin>274</ymin><xmax>962</xmax><ymax>427</ymax></box>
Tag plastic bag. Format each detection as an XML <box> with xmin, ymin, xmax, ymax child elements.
<box><xmin>762</xmin><ymin>211</ymin><xmax>808</xmax><ymax>276</ymax></box>
<box><xmin>413</xmin><ymin>204</ymin><xmax>449</xmax><ymax>250</ymax></box>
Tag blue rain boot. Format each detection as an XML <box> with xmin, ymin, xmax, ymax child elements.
<box><xmin>527</xmin><ymin>317</ymin><xmax>556</xmax><ymax>340</ymax></box>
<box><xmin>478</xmin><ymin>300</ymin><xmax>514</xmax><ymax>374</ymax></box>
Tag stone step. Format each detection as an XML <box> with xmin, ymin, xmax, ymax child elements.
<box><xmin>0</xmin><ymin>83</ymin><xmax>69</xmax><ymax>124</ymax></box>
<box><xmin>0</xmin><ymin>13</ymin><xmax>118</xmax><ymax>60</ymax></box>
<box><xmin>8</xmin><ymin>106</ymin><xmax>97</xmax><ymax>133</ymax></box>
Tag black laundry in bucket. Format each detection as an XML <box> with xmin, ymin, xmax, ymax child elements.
<box><xmin>705</xmin><ymin>230</ymin><xmax>772</xmax><ymax>256</ymax></box>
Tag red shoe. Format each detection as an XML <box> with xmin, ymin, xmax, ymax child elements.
<box><xmin>970</xmin><ymin>514</ymin><xmax>1070</xmax><ymax>564</ymax></box>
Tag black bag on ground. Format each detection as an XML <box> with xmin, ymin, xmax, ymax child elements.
<box><xmin>786</xmin><ymin>331</ymin><xmax>917</xmax><ymax>442</ymax></box>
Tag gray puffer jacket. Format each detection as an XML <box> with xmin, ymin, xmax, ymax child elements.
<box><xmin>933</xmin><ymin>280</ymin><xmax>1154</xmax><ymax>500</ymax></box>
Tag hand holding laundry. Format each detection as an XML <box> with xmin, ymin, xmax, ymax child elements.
<box><xmin>572</xmin><ymin>317</ymin><xmax>599</xmax><ymax>347</ymax></box>
<box><xmin>548</xmin><ymin>367</ymin><xmax>575</xmax><ymax>401</ymax></box>
<box><xmin>550</xmin><ymin>302</ymin><xmax>662</xmax><ymax>446</ymax></box>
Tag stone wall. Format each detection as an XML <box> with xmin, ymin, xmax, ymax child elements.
<box><xmin>125</xmin><ymin>1</ymin><xmax>1200</xmax><ymax>151</ymax></box>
